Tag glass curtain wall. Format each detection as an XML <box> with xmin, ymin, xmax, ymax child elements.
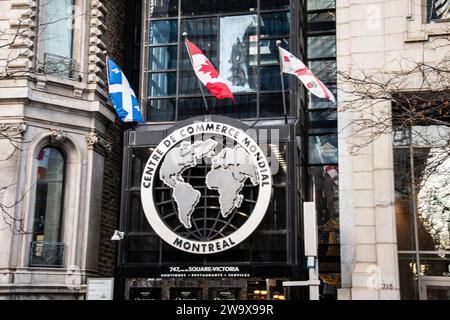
<box><xmin>143</xmin><ymin>0</ymin><xmax>293</xmax><ymax>122</ymax></box>
<box><xmin>306</xmin><ymin>0</ymin><xmax>340</xmax><ymax>300</ymax></box>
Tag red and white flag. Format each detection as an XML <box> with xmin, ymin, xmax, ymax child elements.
<box><xmin>185</xmin><ymin>39</ymin><xmax>234</xmax><ymax>100</ymax></box>
<box><xmin>324</xmin><ymin>165</ymin><xmax>339</xmax><ymax>186</ymax></box>
<box><xmin>279</xmin><ymin>47</ymin><xmax>336</xmax><ymax>104</ymax></box>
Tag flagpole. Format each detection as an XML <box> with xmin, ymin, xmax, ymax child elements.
<box><xmin>277</xmin><ymin>40</ymin><xmax>288</xmax><ymax>125</ymax></box>
<box><xmin>103</xmin><ymin>50</ymin><xmax>110</xmax><ymax>86</ymax></box>
<box><xmin>183</xmin><ymin>32</ymin><xmax>209</xmax><ymax>113</ymax></box>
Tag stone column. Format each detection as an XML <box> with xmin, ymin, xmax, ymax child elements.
<box><xmin>336</xmin><ymin>0</ymin><xmax>401</xmax><ymax>300</ymax></box>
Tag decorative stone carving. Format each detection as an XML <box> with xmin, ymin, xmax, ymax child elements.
<box><xmin>50</xmin><ymin>129</ymin><xmax>67</xmax><ymax>144</ymax></box>
<box><xmin>7</xmin><ymin>1</ymin><xmax>37</xmax><ymax>75</ymax></box>
<box><xmin>88</xmin><ymin>0</ymin><xmax>107</xmax><ymax>87</ymax></box>
<box><xmin>0</xmin><ymin>122</ymin><xmax>28</xmax><ymax>138</ymax></box>
<box><xmin>85</xmin><ymin>131</ymin><xmax>112</xmax><ymax>155</ymax></box>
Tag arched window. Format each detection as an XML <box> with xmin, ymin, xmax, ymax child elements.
<box><xmin>30</xmin><ymin>147</ymin><xmax>65</xmax><ymax>267</ymax></box>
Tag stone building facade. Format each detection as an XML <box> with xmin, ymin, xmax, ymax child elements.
<box><xmin>336</xmin><ymin>0</ymin><xmax>450</xmax><ymax>300</ymax></box>
<box><xmin>0</xmin><ymin>0</ymin><xmax>126</xmax><ymax>299</ymax></box>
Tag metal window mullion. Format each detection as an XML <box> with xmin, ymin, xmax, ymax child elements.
<box><xmin>175</xmin><ymin>0</ymin><xmax>182</xmax><ymax>122</ymax></box>
<box><xmin>147</xmin><ymin>42</ymin><xmax>178</xmax><ymax>47</ymax></box>
<box><xmin>140</xmin><ymin>0</ymin><xmax>149</xmax><ymax>121</ymax></box>
<box><xmin>408</xmin><ymin>128</ymin><xmax>423</xmax><ymax>299</ymax></box>
<box><xmin>289</xmin><ymin>4</ymin><xmax>296</xmax><ymax>118</ymax></box>
<box><xmin>147</xmin><ymin>69</ymin><xmax>178</xmax><ymax>74</ymax></box>
<box><xmin>256</xmin><ymin>0</ymin><xmax>261</xmax><ymax>119</ymax></box>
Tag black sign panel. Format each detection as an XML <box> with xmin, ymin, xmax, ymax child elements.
<box><xmin>161</xmin><ymin>265</ymin><xmax>251</xmax><ymax>278</ymax></box>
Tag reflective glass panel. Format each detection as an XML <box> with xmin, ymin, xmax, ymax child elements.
<box><xmin>181</xmin><ymin>0</ymin><xmax>257</xmax><ymax>16</ymax></box>
<box><xmin>307</xmin><ymin>11</ymin><xmax>336</xmax><ymax>29</ymax></box>
<box><xmin>308</xmin><ymin>11</ymin><xmax>336</xmax><ymax>23</ymax></box>
<box><xmin>131</xmin><ymin>148</ymin><xmax>153</xmax><ymax>188</ymax></box>
<box><xmin>126</xmin><ymin>235</ymin><xmax>160</xmax><ymax>263</ymax></box>
<box><xmin>309</xmin><ymin>110</ymin><xmax>337</xmax><ymax>122</ymax></box>
<box><xmin>220</xmin><ymin>15</ymin><xmax>258</xmax><ymax>93</ymax></box>
<box><xmin>178</xmin><ymin>95</ymin><xmax>257</xmax><ymax>120</ymax></box>
<box><xmin>149</xmin><ymin>20</ymin><xmax>178</xmax><ymax>44</ymax></box>
<box><xmin>393</xmin><ymin>127</ymin><xmax>411</xmax><ymax>147</ymax></box>
<box><xmin>259</xmin><ymin>187</ymin><xmax>287</xmax><ymax>230</ymax></box>
<box><xmin>398</xmin><ymin>254</ymin><xmax>419</xmax><ymax>300</ymax></box>
<box><xmin>33</xmin><ymin>147</ymin><xmax>65</xmax><ymax>242</ymax></box>
<box><xmin>414</xmin><ymin>148</ymin><xmax>450</xmax><ymax>252</ymax></box>
<box><xmin>260</xmin><ymin>93</ymin><xmax>291</xmax><ymax>118</ymax></box>
<box><xmin>260</xmin><ymin>66</ymin><xmax>290</xmax><ymax>91</ymax></box>
<box><xmin>148</xmin><ymin>46</ymin><xmax>177</xmax><ymax>70</ymax></box>
<box><xmin>259</xmin><ymin>39</ymin><xmax>289</xmax><ymax>65</ymax></box>
<box><xmin>148</xmin><ymin>72</ymin><xmax>177</xmax><ymax>97</ymax></box>
<box><xmin>205</xmin><ymin>241</ymin><xmax>251</xmax><ymax>263</ymax></box>
<box><xmin>260</xmin><ymin>12</ymin><xmax>290</xmax><ymax>38</ymax></box>
<box><xmin>308</xmin><ymin>60</ymin><xmax>337</xmax><ymax>84</ymax></box>
<box><xmin>308</xmin><ymin>135</ymin><xmax>338</xmax><ymax>164</ymax></box>
<box><xmin>308</xmin><ymin>35</ymin><xmax>336</xmax><ymax>59</ymax></box>
<box><xmin>260</xmin><ymin>0</ymin><xmax>289</xmax><ymax>10</ymax></box>
<box><xmin>311</xmin><ymin>166</ymin><xmax>339</xmax><ymax>245</ymax></box>
<box><xmin>394</xmin><ymin>148</ymin><xmax>416</xmax><ymax>251</ymax></box>
<box><xmin>252</xmin><ymin>234</ymin><xmax>286</xmax><ymax>262</ymax></box>
<box><xmin>307</xmin><ymin>0</ymin><xmax>336</xmax><ymax>10</ymax></box>
<box><xmin>411</xmin><ymin>125</ymin><xmax>450</xmax><ymax>147</ymax></box>
<box><xmin>261</xmin><ymin>142</ymin><xmax>287</xmax><ymax>186</ymax></box>
<box><xmin>148</xmin><ymin>0</ymin><xmax>178</xmax><ymax>18</ymax></box>
<box><xmin>162</xmin><ymin>242</ymin><xmax>209</xmax><ymax>263</ymax></box>
<box><xmin>147</xmin><ymin>99</ymin><xmax>176</xmax><ymax>121</ymax></box>
<box><xmin>128</xmin><ymin>192</ymin><xmax>152</xmax><ymax>233</ymax></box>
<box><xmin>419</xmin><ymin>254</ymin><xmax>450</xmax><ymax>277</ymax></box>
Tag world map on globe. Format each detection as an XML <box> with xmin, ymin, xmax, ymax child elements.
<box><xmin>158</xmin><ymin>138</ymin><xmax>260</xmax><ymax>233</ymax></box>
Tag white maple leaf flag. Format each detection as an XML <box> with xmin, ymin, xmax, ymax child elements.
<box><xmin>185</xmin><ymin>38</ymin><xmax>234</xmax><ymax>100</ymax></box>
<box><xmin>279</xmin><ymin>47</ymin><xmax>336</xmax><ymax>104</ymax></box>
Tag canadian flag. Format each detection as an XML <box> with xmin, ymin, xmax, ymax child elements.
<box><xmin>279</xmin><ymin>47</ymin><xmax>336</xmax><ymax>103</ymax></box>
<box><xmin>185</xmin><ymin>39</ymin><xmax>234</xmax><ymax>100</ymax></box>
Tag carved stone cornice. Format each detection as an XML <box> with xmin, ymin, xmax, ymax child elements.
<box><xmin>0</xmin><ymin>122</ymin><xmax>27</xmax><ymax>138</ymax></box>
<box><xmin>85</xmin><ymin>131</ymin><xmax>112</xmax><ymax>156</ymax></box>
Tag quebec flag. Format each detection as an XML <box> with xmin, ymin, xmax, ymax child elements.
<box><xmin>107</xmin><ymin>58</ymin><xmax>144</xmax><ymax>123</ymax></box>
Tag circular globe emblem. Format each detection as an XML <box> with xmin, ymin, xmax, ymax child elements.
<box><xmin>141</xmin><ymin>121</ymin><xmax>272</xmax><ymax>254</ymax></box>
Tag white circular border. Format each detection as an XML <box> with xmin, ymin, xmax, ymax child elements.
<box><xmin>141</xmin><ymin>121</ymin><xmax>272</xmax><ymax>254</ymax></box>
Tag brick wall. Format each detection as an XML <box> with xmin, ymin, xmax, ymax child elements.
<box><xmin>98</xmin><ymin>119</ymin><xmax>123</xmax><ymax>277</ymax></box>
<box><xmin>97</xmin><ymin>0</ymin><xmax>127</xmax><ymax>277</ymax></box>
